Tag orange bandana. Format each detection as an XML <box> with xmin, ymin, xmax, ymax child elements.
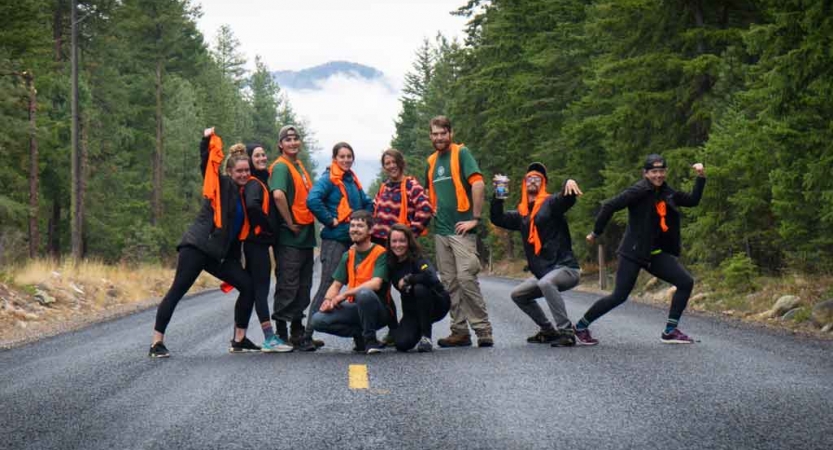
<box><xmin>269</xmin><ymin>155</ymin><xmax>314</xmax><ymax>225</ymax></box>
<box><xmin>202</xmin><ymin>133</ymin><xmax>225</xmax><ymax>228</ymax></box>
<box><xmin>329</xmin><ymin>163</ymin><xmax>364</xmax><ymax>223</ymax></box>
<box><xmin>517</xmin><ymin>171</ymin><xmax>548</xmax><ymax>255</ymax></box>
<box><xmin>656</xmin><ymin>200</ymin><xmax>669</xmax><ymax>232</ymax></box>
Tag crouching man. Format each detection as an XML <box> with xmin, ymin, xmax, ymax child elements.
<box><xmin>310</xmin><ymin>210</ymin><xmax>396</xmax><ymax>354</ymax></box>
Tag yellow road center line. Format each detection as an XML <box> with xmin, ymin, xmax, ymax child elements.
<box><xmin>348</xmin><ymin>364</ymin><xmax>369</xmax><ymax>390</ymax></box>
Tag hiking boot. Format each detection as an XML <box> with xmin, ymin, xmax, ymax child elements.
<box><xmin>294</xmin><ymin>336</ymin><xmax>318</xmax><ymax>352</ymax></box>
<box><xmin>526</xmin><ymin>328</ymin><xmax>559</xmax><ymax>344</ymax></box>
<box><xmin>365</xmin><ymin>337</ymin><xmax>384</xmax><ymax>354</ymax></box>
<box><xmin>661</xmin><ymin>328</ymin><xmax>694</xmax><ymax>344</ymax></box>
<box><xmin>261</xmin><ymin>335</ymin><xmax>293</xmax><ymax>353</ymax></box>
<box><xmin>574</xmin><ymin>326</ymin><xmax>599</xmax><ymax>346</ymax></box>
<box><xmin>417</xmin><ymin>336</ymin><xmax>433</xmax><ymax>353</ymax></box>
<box><xmin>289</xmin><ymin>320</ymin><xmax>304</xmax><ymax>346</ymax></box>
<box><xmin>477</xmin><ymin>335</ymin><xmax>494</xmax><ymax>348</ymax></box>
<box><xmin>312</xmin><ymin>338</ymin><xmax>325</xmax><ymax>348</ymax></box>
<box><xmin>437</xmin><ymin>333</ymin><xmax>472</xmax><ymax>348</ymax></box>
<box><xmin>381</xmin><ymin>332</ymin><xmax>395</xmax><ymax>347</ymax></box>
<box><xmin>229</xmin><ymin>337</ymin><xmax>261</xmax><ymax>353</ymax></box>
<box><xmin>352</xmin><ymin>335</ymin><xmax>366</xmax><ymax>353</ymax></box>
<box><xmin>148</xmin><ymin>342</ymin><xmax>170</xmax><ymax>358</ymax></box>
<box><xmin>551</xmin><ymin>328</ymin><xmax>576</xmax><ymax>347</ymax></box>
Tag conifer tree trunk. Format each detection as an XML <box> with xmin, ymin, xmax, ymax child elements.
<box><xmin>152</xmin><ymin>59</ymin><xmax>164</xmax><ymax>225</ymax></box>
<box><xmin>24</xmin><ymin>71</ymin><xmax>39</xmax><ymax>259</ymax></box>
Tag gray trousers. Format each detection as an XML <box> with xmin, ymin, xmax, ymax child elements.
<box><xmin>305</xmin><ymin>239</ymin><xmax>350</xmax><ymax>336</ymax></box>
<box><xmin>510</xmin><ymin>266</ymin><xmax>581</xmax><ymax>330</ymax></box>
<box><xmin>309</xmin><ymin>288</ymin><xmax>389</xmax><ymax>340</ymax></box>
<box><xmin>272</xmin><ymin>246</ymin><xmax>314</xmax><ymax>322</ymax></box>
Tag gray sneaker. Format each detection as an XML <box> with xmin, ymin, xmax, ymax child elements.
<box><xmin>417</xmin><ymin>336</ymin><xmax>433</xmax><ymax>353</ymax></box>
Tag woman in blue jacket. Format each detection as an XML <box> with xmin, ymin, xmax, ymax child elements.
<box><xmin>297</xmin><ymin>142</ymin><xmax>373</xmax><ymax>350</ymax></box>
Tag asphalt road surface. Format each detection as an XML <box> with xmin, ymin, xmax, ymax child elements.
<box><xmin>2</xmin><ymin>276</ymin><xmax>832</xmax><ymax>450</ymax></box>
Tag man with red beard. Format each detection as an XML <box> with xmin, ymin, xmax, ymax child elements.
<box><xmin>424</xmin><ymin>115</ymin><xmax>493</xmax><ymax>348</ymax></box>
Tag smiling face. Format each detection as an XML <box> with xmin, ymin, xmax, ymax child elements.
<box><xmin>349</xmin><ymin>217</ymin><xmax>371</xmax><ymax>244</ymax></box>
<box><xmin>430</xmin><ymin>125</ymin><xmax>452</xmax><ymax>152</ymax></box>
<box><xmin>279</xmin><ymin>133</ymin><xmax>301</xmax><ymax>157</ymax></box>
<box><xmin>389</xmin><ymin>229</ymin><xmax>409</xmax><ymax>260</ymax></box>
<box><xmin>251</xmin><ymin>147</ymin><xmax>268</xmax><ymax>171</ymax></box>
<box><xmin>229</xmin><ymin>160</ymin><xmax>251</xmax><ymax>186</ymax></box>
<box><xmin>644</xmin><ymin>164</ymin><xmax>667</xmax><ymax>187</ymax></box>
<box><xmin>334</xmin><ymin>146</ymin><xmax>354</xmax><ymax>172</ymax></box>
<box><xmin>383</xmin><ymin>155</ymin><xmax>402</xmax><ymax>181</ymax></box>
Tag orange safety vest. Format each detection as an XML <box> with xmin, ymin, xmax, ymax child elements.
<box><xmin>238</xmin><ymin>177</ymin><xmax>271</xmax><ymax>240</ymax></box>
<box><xmin>269</xmin><ymin>155</ymin><xmax>314</xmax><ymax>225</ymax></box>
<box><xmin>426</xmin><ymin>144</ymin><xmax>482</xmax><ymax>213</ymax></box>
<box><xmin>517</xmin><ymin>171</ymin><xmax>548</xmax><ymax>255</ymax></box>
<box><xmin>346</xmin><ymin>243</ymin><xmax>386</xmax><ymax>302</ymax></box>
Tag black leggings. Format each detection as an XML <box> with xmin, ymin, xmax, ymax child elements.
<box><xmin>393</xmin><ymin>284</ymin><xmax>451</xmax><ymax>351</ymax></box>
<box><xmin>154</xmin><ymin>245</ymin><xmax>253</xmax><ymax>334</ymax></box>
<box><xmin>238</xmin><ymin>241</ymin><xmax>272</xmax><ymax>325</ymax></box>
<box><xmin>582</xmin><ymin>252</ymin><xmax>694</xmax><ymax>325</ymax></box>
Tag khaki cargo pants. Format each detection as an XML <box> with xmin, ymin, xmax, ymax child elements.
<box><xmin>434</xmin><ymin>234</ymin><xmax>492</xmax><ymax>337</ymax></box>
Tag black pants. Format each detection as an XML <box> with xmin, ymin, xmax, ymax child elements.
<box><xmin>238</xmin><ymin>241</ymin><xmax>272</xmax><ymax>325</ymax></box>
<box><xmin>272</xmin><ymin>245</ymin><xmax>314</xmax><ymax>322</ymax></box>
<box><xmin>393</xmin><ymin>284</ymin><xmax>451</xmax><ymax>351</ymax></box>
<box><xmin>582</xmin><ymin>252</ymin><xmax>694</xmax><ymax>325</ymax></box>
<box><xmin>154</xmin><ymin>245</ymin><xmax>253</xmax><ymax>334</ymax></box>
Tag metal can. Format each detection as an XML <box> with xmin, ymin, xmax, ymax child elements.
<box><xmin>493</xmin><ymin>174</ymin><xmax>510</xmax><ymax>199</ymax></box>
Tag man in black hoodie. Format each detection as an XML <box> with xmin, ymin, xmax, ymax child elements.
<box><xmin>579</xmin><ymin>154</ymin><xmax>705</xmax><ymax>345</ymax></box>
<box><xmin>491</xmin><ymin>163</ymin><xmax>584</xmax><ymax>347</ymax></box>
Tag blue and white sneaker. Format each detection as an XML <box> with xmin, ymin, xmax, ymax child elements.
<box><xmin>261</xmin><ymin>335</ymin><xmax>293</xmax><ymax>353</ymax></box>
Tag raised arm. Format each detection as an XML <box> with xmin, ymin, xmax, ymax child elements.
<box><xmin>490</xmin><ymin>197</ymin><xmax>522</xmax><ymax>231</ymax></box>
<box><xmin>673</xmin><ymin>163</ymin><xmax>706</xmax><ymax>207</ymax></box>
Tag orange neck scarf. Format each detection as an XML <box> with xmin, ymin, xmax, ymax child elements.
<box><xmin>427</xmin><ymin>143</ymin><xmax>470</xmax><ymax>213</ymax></box>
<box><xmin>202</xmin><ymin>133</ymin><xmax>225</xmax><ymax>228</ymax></box>
<box><xmin>346</xmin><ymin>243</ymin><xmax>386</xmax><ymax>302</ymax></box>
<box><xmin>270</xmin><ymin>155</ymin><xmax>314</xmax><ymax>225</ymax></box>
<box><xmin>329</xmin><ymin>163</ymin><xmax>364</xmax><ymax>223</ymax></box>
<box><xmin>656</xmin><ymin>200</ymin><xmax>669</xmax><ymax>232</ymax></box>
<box><xmin>517</xmin><ymin>171</ymin><xmax>548</xmax><ymax>255</ymax></box>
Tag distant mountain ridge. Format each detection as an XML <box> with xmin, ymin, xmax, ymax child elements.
<box><xmin>272</xmin><ymin>61</ymin><xmax>386</xmax><ymax>90</ymax></box>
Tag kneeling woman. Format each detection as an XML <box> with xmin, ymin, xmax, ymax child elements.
<box><xmin>387</xmin><ymin>224</ymin><xmax>450</xmax><ymax>352</ymax></box>
<box><xmin>149</xmin><ymin>128</ymin><xmax>258</xmax><ymax>358</ymax></box>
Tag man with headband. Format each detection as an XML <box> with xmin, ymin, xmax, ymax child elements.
<box><xmin>491</xmin><ymin>163</ymin><xmax>584</xmax><ymax>346</ymax></box>
<box><xmin>579</xmin><ymin>154</ymin><xmax>706</xmax><ymax>345</ymax></box>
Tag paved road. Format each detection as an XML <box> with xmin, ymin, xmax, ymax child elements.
<box><xmin>1</xmin><ymin>276</ymin><xmax>832</xmax><ymax>450</ymax></box>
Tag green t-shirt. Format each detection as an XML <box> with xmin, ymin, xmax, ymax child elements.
<box><xmin>427</xmin><ymin>146</ymin><xmax>481</xmax><ymax>236</ymax></box>
<box><xmin>332</xmin><ymin>245</ymin><xmax>389</xmax><ymax>294</ymax></box>
<box><xmin>268</xmin><ymin>160</ymin><xmax>316</xmax><ymax>248</ymax></box>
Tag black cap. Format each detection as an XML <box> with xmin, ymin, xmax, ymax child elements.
<box><xmin>526</xmin><ymin>162</ymin><xmax>548</xmax><ymax>181</ymax></box>
<box><xmin>644</xmin><ymin>154</ymin><xmax>667</xmax><ymax>170</ymax></box>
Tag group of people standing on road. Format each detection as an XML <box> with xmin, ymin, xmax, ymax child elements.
<box><xmin>149</xmin><ymin>115</ymin><xmax>707</xmax><ymax>358</ymax></box>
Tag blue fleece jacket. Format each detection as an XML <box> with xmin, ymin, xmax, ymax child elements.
<box><xmin>306</xmin><ymin>167</ymin><xmax>373</xmax><ymax>242</ymax></box>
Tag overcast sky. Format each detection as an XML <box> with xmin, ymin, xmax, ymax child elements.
<box><xmin>195</xmin><ymin>0</ymin><xmax>470</xmax><ymax>183</ymax></box>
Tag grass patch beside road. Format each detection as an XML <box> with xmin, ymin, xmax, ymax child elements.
<box><xmin>0</xmin><ymin>259</ymin><xmax>216</xmax><ymax>347</ymax></box>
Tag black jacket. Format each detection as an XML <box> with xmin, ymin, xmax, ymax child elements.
<box><xmin>242</xmin><ymin>169</ymin><xmax>282</xmax><ymax>246</ymax></box>
<box><xmin>593</xmin><ymin>177</ymin><xmax>706</xmax><ymax>266</ymax></box>
<box><xmin>178</xmin><ymin>137</ymin><xmax>243</xmax><ymax>261</ymax></box>
<box><xmin>491</xmin><ymin>188</ymin><xmax>580</xmax><ymax>278</ymax></box>
<box><xmin>389</xmin><ymin>256</ymin><xmax>449</xmax><ymax>312</ymax></box>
